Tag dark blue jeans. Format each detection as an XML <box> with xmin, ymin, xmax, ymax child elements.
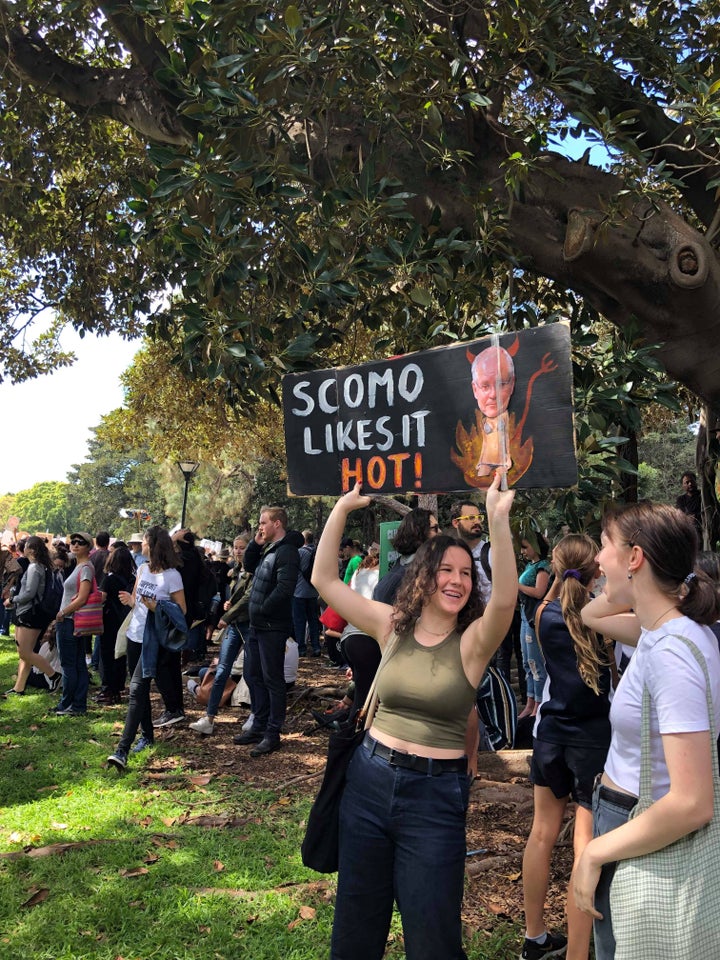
<box><xmin>244</xmin><ymin>627</ymin><xmax>287</xmax><ymax>739</ymax></box>
<box><xmin>206</xmin><ymin>623</ymin><xmax>245</xmax><ymax>718</ymax></box>
<box><xmin>331</xmin><ymin>736</ymin><xmax>470</xmax><ymax>960</ymax></box>
<box><xmin>291</xmin><ymin>596</ymin><xmax>320</xmax><ymax>654</ymax></box>
<box><xmin>55</xmin><ymin>617</ymin><xmax>89</xmax><ymax>712</ymax></box>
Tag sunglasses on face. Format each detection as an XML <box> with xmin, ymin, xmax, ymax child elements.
<box><xmin>429</xmin><ymin>524</ymin><xmax>441</xmax><ymax>533</ymax></box>
<box><xmin>70</xmin><ymin>539</ymin><xmax>87</xmax><ymax>546</ymax></box>
<box><xmin>457</xmin><ymin>514</ymin><xmax>482</xmax><ymax>522</ymax></box>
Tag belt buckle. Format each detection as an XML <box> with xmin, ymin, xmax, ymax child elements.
<box><xmin>386</xmin><ymin>747</ymin><xmax>397</xmax><ymax>766</ymax></box>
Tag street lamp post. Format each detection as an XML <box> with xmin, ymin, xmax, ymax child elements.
<box><xmin>177</xmin><ymin>460</ymin><xmax>200</xmax><ymax>528</ymax></box>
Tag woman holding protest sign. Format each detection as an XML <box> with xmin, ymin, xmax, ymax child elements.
<box><xmin>311</xmin><ymin>472</ymin><xmax>517</xmax><ymax>960</ymax></box>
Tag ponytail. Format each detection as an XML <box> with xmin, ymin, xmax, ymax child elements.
<box><xmin>679</xmin><ymin>570</ymin><xmax>720</xmax><ymax>626</ymax></box>
<box><xmin>554</xmin><ymin>534</ymin><xmax>610</xmax><ymax>695</ymax></box>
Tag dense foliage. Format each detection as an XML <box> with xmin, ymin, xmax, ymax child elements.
<box><xmin>1</xmin><ymin>1</ymin><xmax>719</xmax><ymax>405</ymax></box>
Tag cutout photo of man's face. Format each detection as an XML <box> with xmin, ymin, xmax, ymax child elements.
<box><xmin>471</xmin><ymin>348</ymin><xmax>515</xmax><ymax>418</ymax></box>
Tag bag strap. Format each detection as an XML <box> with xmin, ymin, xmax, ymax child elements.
<box><xmin>639</xmin><ymin>634</ymin><xmax>720</xmax><ymax>805</ymax></box>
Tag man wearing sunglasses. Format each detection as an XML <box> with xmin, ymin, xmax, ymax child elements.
<box><xmin>450</xmin><ymin>501</ymin><xmax>491</xmax><ymax>604</ymax></box>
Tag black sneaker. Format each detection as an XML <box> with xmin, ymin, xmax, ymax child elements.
<box><xmin>152</xmin><ymin>710</ymin><xmax>186</xmax><ymax>728</ymax></box>
<box><xmin>520</xmin><ymin>932</ymin><xmax>567</xmax><ymax>960</ymax></box>
<box><xmin>249</xmin><ymin>736</ymin><xmax>281</xmax><ymax>757</ymax></box>
<box><xmin>233</xmin><ymin>728</ymin><xmax>264</xmax><ymax>745</ymax></box>
<box><xmin>47</xmin><ymin>672</ymin><xmax>62</xmax><ymax>693</ymax></box>
<box><xmin>4</xmin><ymin>688</ymin><xmax>25</xmax><ymax>697</ymax></box>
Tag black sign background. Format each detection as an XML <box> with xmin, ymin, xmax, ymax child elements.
<box><xmin>282</xmin><ymin>323</ymin><xmax>576</xmax><ymax>495</ymax></box>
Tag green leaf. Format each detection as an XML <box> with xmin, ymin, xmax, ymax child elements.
<box><xmin>285</xmin><ymin>5</ymin><xmax>302</xmax><ymax>31</ymax></box>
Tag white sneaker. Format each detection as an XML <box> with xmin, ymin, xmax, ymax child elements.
<box><xmin>189</xmin><ymin>716</ymin><xmax>215</xmax><ymax>735</ymax></box>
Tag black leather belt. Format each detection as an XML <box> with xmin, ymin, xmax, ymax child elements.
<box><xmin>364</xmin><ymin>733</ymin><xmax>466</xmax><ymax>776</ymax></box>
<box><xmin>596</xmin><ymin>780</ymin><xmax>638</xmax><ymax>811</ymax></box>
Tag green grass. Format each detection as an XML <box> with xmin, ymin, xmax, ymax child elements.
<box><xmin>0</xmin><ymin>636</ymin><xmax>519</xmax><ymax>958</ymax></box>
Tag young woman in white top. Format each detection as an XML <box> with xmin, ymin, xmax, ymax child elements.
<box><xmin>107</xmin><ymin>526</ymin><xmax>185</xmax><ymax>770</ymax></box>
<box><xmin>574</xmin><ymin>501</ymin><xmax>720</xmax><ymax>960</ymax></box>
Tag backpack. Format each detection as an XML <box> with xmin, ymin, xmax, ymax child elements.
<box><xmin>476</xmin><ymin>665</ymin><xmax>517</xmax><ymax>751</ymax></box>
<box><xmin>479</xmin><ymin>542</ymin><xmax>492</xmax><ymax>581</ymax></box>
<box><xmin>31</xmin><ymin>567</ymin><xmax>63</xmax><ymax>621</ymax></box>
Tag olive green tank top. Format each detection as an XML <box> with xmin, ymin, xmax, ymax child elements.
<box><xmin>372</xmin><ymin>628</ymin><xmax>476</xmax><ymax>751</ymax></box>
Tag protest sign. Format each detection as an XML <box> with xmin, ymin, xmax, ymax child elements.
<box><xmin>282</xmin><ymin>323</ymin><xmax>576</xmax><ymax>495</ymax></box>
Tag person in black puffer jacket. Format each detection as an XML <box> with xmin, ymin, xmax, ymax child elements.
<box><xmin>233</xmin><ymin>506</ymin><xmax>301</xmax><ymax>757</ymax></box>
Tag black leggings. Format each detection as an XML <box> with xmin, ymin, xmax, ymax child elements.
<box><xmin>342</xmin><ymin>633</ymin><xmax>381</xmax><ymax>720</ymax></box>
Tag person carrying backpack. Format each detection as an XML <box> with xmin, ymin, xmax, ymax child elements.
<box><xmin>3</xmin><ymin>536</ymin><xmax>62</xmax><ymax>696</ymax></box>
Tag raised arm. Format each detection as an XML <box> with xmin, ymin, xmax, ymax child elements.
<box><xmin>580</xmin><ymin>593</ymin><xmax>641</xmax><ymax>646</ymax></box>
<box><xmin>462</xmin><ymin>472</ymin><xmax>517</xmax><ymax>679</ymax></box>
<box><xmin>311</xmin><ymin>484</ymin><xmax>394</xmax><ymax>647</ymax></box>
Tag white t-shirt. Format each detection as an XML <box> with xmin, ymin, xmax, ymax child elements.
<box><xmin>605</xmin><ymin>616</ymin><xmax>720</xmax><ymax>800</ymax></box>
<box><xmin>126</xmin><ymin>564</ymin><xmax>184</xmax><ymax>644</ymax></box>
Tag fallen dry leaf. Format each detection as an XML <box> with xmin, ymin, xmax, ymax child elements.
<box><xmin>143</xmin><ymin>854</ymin><xmax>160</xmax><ymax>865</ymax></box>
<box><xmin>50</xmin><ymin>822</ymin><xmax>68</xmax><ymax>830</ymax></box>
<box><xmin>287</xmin><ymin>919</ymin><xmax>302</xmax><ymax>931</ymax></box>
<box><xmin>150</xmin><ymin>837</ymin><xmax>178</xmax><ymax>849</ymax></box>
<box><xmin>213</xmin><ymin>860</ymin><xmax>224</xmax><ymax>872</ymax></box>
<box><xmin>299</xmin><ymin>905</ymin><xmax>316</xmax><ymax>920</ymax></box>
<box><xmin>22</xmin><ymin>888</ymin><xmax>50</xmax><ymax>908</ymax></box>
<box><xmin>8</xmin><ymin>832</ymin><xmax>23</xmax><ymax>844</ymax></box>
<box><xmin>119</xmin><ymin>867</ymin><xmax>149</xmax><ymax>878</ymax></box>
<box><xmin>188</xmin><ymin>774</ymin><xmax>213</xmax><ymax>786</ymax></box>
<box><xmin>139</xmin><ymin>816</ymin><xmax>153</xmax><ymax>827</ymax></box>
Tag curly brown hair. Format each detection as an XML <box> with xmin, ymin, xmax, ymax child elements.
<box><xmin>391</xmin><ymin>535</ymin><xmax>484</xmax><ymax>636</ymax></box>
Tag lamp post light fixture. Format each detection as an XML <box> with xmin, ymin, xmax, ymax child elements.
<box><xmin>177</xmin><ymin>460</ymin><xmax>200</xmax><ymax>528</ymax></box>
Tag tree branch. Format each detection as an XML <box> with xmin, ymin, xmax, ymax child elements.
<box><xmin>98</xmin><ymin>1</ymin><xmax>171</xmax><ymax>77</ymax></box>
<box><xmin>0</xmin><ymin>14</ymin><xmax>190</xmax><ymax>144</ymax></box>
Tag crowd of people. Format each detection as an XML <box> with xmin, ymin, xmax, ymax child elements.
<box><xmin>1</xmin><ymin>463</ymin><xmax>719</xmax><ymax>960</ymax></box>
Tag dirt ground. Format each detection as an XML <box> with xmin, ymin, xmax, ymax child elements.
<box><xmin>150</xmin><ymin>653</ymin><xmax>573</xmax><ymax>942</ymax></box>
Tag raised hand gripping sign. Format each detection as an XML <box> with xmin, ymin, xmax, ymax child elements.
<box><xmin>282</xmin><ymin>323</ymin><xmax>576</xmax><ymax>496</ymax></box>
